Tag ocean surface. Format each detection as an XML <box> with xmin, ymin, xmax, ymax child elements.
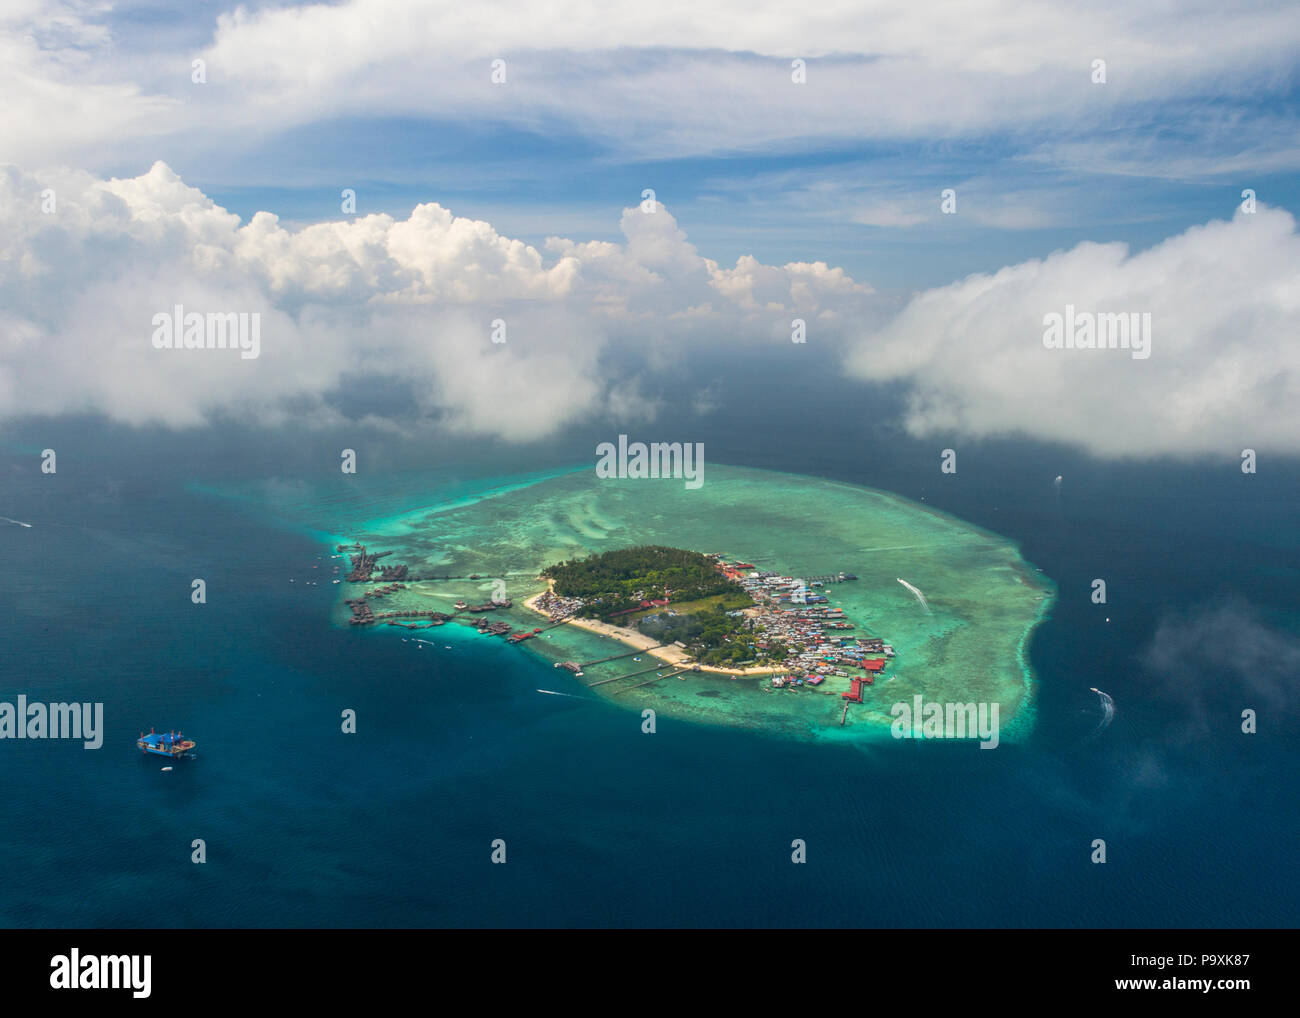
<box><xmin>1</xmin><ymin>411</ymin><xmax>1297</xmax><ymax>928</ymax></box>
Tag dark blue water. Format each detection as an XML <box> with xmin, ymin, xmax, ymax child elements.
<box><xmin>1</xmin><ymin>405</ymin><xmax>1296</xmax><ymax>928</ymax></box>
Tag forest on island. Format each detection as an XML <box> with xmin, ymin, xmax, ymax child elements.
<box><xmin>542</xmin><ymin>546</ymin><xmax>737</xmax><ymax>614</ymax></box>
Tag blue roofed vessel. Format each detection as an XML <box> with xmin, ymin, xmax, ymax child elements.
<box><xmin>137</xmin><ymin>728</ymin><xmax>195</xmax><ymax>758</ymax></box>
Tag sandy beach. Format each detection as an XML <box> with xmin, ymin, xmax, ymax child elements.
<box><xmin>522</xmin><ymin>588</ymin><xmax>777</xmax><ymax>678</ymax></box>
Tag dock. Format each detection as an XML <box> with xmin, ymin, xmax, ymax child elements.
<box><xmin>578</xmin><ymin>645</ymin><xmax>668</xmax><ymax>667</ymax></box>
<box><xmin>346</xmin><ymin>599</ymin><xmax>452</xmax><ymax>626</ymax></box>
<box><xmin>612</xmin><ymin>668</ymin><xmax>691</xmax><ymax>694</ymax></box>
<box><xmin>582</xmin><ymin>657</ymin><xmax>700</xmax><ymax>695</ymax></box>
<box><xmin>585</xmin><ymin>662</ymin><xmax>665</xmax><ymax>686</ymax></box>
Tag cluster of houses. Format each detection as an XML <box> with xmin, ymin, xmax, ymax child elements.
<box><xmin>707</xmin><ymin>555</ymin><xmax>894</xmax><ymax>693</ymax></box>
<box><xmin>532</xmin><ymin>589</ymin><xmax>585</xmax><ymax>621</ymax></box>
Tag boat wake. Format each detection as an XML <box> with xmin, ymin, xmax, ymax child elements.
<box><xmin>0</xmin><ymin>516</ymin><xmax>33</xmax><ymax>528</ymax></box>
<box><xmin>537</xmin><ymin>689</ymin><xmax>590</xmax><ymax>700</ymax></box>
<box><xmin>896</xmin><ymin>578</ymin><xmax>931</xmax><ymax>613</ymax></box>
<box><xmin>1089</xmin><ymin>687</ymin><xmax>1115</xmax><ymax>735</ymax></box>
<box><xmin>1070</xmin><ymin>687</ymin><xmax>1117</xmax><ymax>749</ymax></box>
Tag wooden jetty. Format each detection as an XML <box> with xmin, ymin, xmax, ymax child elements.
<box><xmin>612</xmin><ymin>668</ymin><xmax>691</xmax><ymax>694</ymax></box>
<box><xmin>579</xmin><ymin>644</ymin><xmax>667</xmax><ymax>668</ymax></box>
<box><xmin>585</xmin><ymin>662</ymin><xmax>666</xmax><ymax>687</ymax></box>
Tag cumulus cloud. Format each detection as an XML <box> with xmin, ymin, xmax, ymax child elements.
<box><xmin>844</xmin><ymin>206</ymin><xmax>1300</xmax><ymax>457</ymax></box>
<box><xmin>4</xmin><ymin>161</ymin><xmax>1297</xmax><ymax>458</ymax></box>
<box><xmin>0</xmin><ymin>161</ymin><xmax>876</xmax><ymax>436</ymax></box>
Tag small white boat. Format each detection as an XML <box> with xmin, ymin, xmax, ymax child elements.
<box><xmin>160</xmin><ymin>766</ymin><xmax>173</xmax><ymax>772</ymax></box>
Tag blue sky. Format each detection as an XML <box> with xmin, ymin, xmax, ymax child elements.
<box><xmin>192</xmin><ymin>111</ymin><xmax>1300</xmax><ymax>292</ymax></box>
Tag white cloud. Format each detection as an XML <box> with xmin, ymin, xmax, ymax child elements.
<box><xmin>844</xmin><ymin>206</ymin><xmax>1300</xmax><ymax>458</ymax></box>
<box><xmin>3</xmin><ymin>1</ymin><xmax>1299</xmax><ymax>174</ymax></box>
<box><xmin>4</xmin><ymin>162</ymin><xmax>1297</xmax><ymax>459</ymax></box>
<box><xmin>0</xmin><ymin>162</ymin><xmax>876</xmax><ymax>436</ymax></box>
<box><xmin>0</xmin><ymin>2</ymin><xmax>179</xmax><ymax>168</ymax></box>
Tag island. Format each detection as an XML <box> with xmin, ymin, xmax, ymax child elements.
<box><xmin>324</xmin><ymin>464</ymin><xmax>1055</xmax><ymax>743</ymax></box>
<box><xmin>528</xmin><ymin>546</ymin><xmax>891</xmax><ymax>712</ymax></box>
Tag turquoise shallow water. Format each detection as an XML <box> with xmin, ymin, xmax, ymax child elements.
<box><xmin>330</xmin><ymin>464</ymin><xmax>1054</xmax><ymax>742</ymax></box>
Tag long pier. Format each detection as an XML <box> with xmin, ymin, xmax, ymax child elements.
<box><xmin>579</xmin><ymin>644</ymin><xmax>667</xmax><ymax>667</ymax></box>
<box><xmin>800</xmin><ymin>569</ymin><xmax>852</xmax><ymax>585</ymax></box>
<box><xmin>613</xmin><ymin>668</ymin><xmax>690</xmax><ymax>694</ymax></box>
<box><xmin>586</xmin><ymin>662</ymin><xmax>665</xmax><ymax>686</ymax></box>
<box><xmin>338</xmin><ymin>543</ymin><xmax>541</xmax><ymax>585</ymax></box>
<box><xmin>410</xmin><ymin>572</ymin><xmax>540</xmax><ymax>581</ymax></box>
<box><xmin>584</xmin><ymin>673</ymin><xmax>633</xmax><ymax>688</ymax></box>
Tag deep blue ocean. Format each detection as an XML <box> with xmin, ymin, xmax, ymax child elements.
<box><xmin>2</xmin><ymin>364</ymin><xmax>1297</xmax><ymax>928</ymax></box>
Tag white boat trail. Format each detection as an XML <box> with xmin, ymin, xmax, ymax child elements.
<box><xmin>1089</xmin><ymin>686</ymin><xmax>1115</xmax><ymax>736</ymax></box>
<box><xmin>0</xmin><ymin>516</ymin><xmax>33</xmax><ymax>528</ymax></box>
<box><xmin>537</xmin><ymin>689</ymin><xmax>590</xmax><ymax>700</ymax></box>
<box><xmin>896</xmin><ymin>578</ymin><xmax>931</xmax><ymax>613</ymax></box>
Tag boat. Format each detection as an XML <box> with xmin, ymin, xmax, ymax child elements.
<box><xmin>160</xmin><ymin>766</ymin><xmax>173</xmax><ymax>772</ymax></box>
<box><xmin>137</xmin><ymin>728</ymin><xmax>195</xmax><ymax>758</ymax></box>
